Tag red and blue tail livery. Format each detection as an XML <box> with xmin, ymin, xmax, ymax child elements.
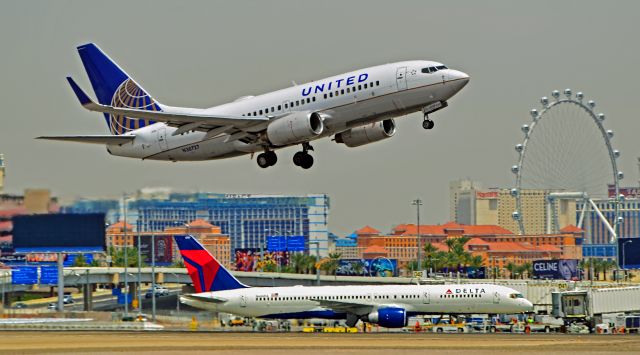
<box><xmin>175</xmin><ymin>235</ymin><xmax>248</xmax><ymax>292</ymax></box>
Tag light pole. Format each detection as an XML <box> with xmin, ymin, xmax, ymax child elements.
<box><xmin>151</xmin><ymin>233</ymin><xmax>156</xmax><ymax>322</ymax></box>
<box><xmin>122</xmin><ymin>194</ymin><xmax>129</xmax><ymax>317</ymax></box>
<box><xmin>412</xmin><ymin>198</ymin><xmax>423</xmax><ymax>273</ymax></box>
<box><xmin>623</xmin><ymin>240</ymin><xmax>633</xmax><ymax>272</ymax></box>
<box><xmin>137</xmin><ymin>233</ymin><xmax>142</xmax><ymax>315</ymax></box>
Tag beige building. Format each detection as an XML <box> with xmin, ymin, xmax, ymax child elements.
<box><xmin>450</xmin><ymin>179</ymin><xmax>576</xmax><ymax>234</ymax></box>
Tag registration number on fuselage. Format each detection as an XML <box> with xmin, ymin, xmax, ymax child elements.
<box><xmin>182</xmin><ymin>144</ymin><xmax>199</xmax><ymax>153</ymax></box>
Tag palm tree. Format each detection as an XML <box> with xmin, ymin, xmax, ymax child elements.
<box><xmin>505</xmin><ymin>262</ymin><xmax>518</xmax><ymax>279</ymax></box>
<box><xmin>423</xmin><ymin>242</ymin><xmax>439</xmax><ymax>271</ymax></box>
<box><xmin>519</xmin><ymin>262</ymin><xmax>532</xmax><ymax>279</ymax></box>
<box><xmin>469</xmin><ymin>255</ymin><xmax>484</xmax><ymax>268</ymax></box>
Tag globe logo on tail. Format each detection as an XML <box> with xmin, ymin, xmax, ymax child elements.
<box><xmin>109</xmin><ymin>79</ymin><xmax>160</xmax><ymax>135</ymax></box>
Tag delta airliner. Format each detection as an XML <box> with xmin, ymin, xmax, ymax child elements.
<box><xmin>39</xmin><ymin>43</ymin><xmax>469</xmax><ymax>169</ymax></box>
<box><xmin>175</xmin><ymin>235</ymin><xmax>533</xmax><ymax>328</ymax></box>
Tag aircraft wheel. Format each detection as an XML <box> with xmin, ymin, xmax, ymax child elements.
<box><xmin>265</xmin><ymin>151</ymin><xmax>277</xmax><ymax>166</ymax></box>
<box><xmin>257</xmin><ymin>153</ymin><xmax>270</xmax><ymax>168</ymax></box>
<box><xmin>422</xmin><ymin>119</ymin><xmax>434</xmax><ymax>129</ymax></box>
<box><xmin>293</xmin><ymin>151</ymin><xmax>305</xmax><ymax>166</ymax></box>
<box><xmin>300</xmin><ymin>153</ymin><xmax>314</xmax><ymax>169</ymax></box>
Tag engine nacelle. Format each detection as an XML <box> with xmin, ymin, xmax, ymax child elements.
<box><xmin>335</xmin><ymin>119</ymin><xmax>396</xmax><ymax>148</ymax></box>
<box><xmin>366</xmin><ymin>307</ymin><xmax>407</xmax><ymax>328</ymax></box>
<box><xmin>266</xmin><ymin>112</ymin><xmax>324</xmax><ymax>146</ymax></box>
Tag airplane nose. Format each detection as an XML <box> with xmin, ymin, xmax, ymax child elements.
<box><xmin>448</xmin><ymin>70</ymin><xmax>470</xmax><ymax>84</ymax></box>
<box><xmin>522</xmin><ymin>299</ymin><xmax>534</xmax><ymax>312</ymax></box>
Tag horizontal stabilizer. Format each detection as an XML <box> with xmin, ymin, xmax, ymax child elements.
<box><xmin>36</xmin><ymin>135</ymin><xmax>135</xmax><ymax>145</ymax></box>
<box><xmin>181</xmin><ymin>294</ymin><xmax>228</xmax><ymax>304</ymax></box>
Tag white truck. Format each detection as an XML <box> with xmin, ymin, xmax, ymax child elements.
<box><xmin>552</xmin><ymin>286</ymin><xmax>640</xmax><ymax>331</ymax></box>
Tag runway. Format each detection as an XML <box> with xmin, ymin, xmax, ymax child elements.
<box><xmin>1</xmin><ymin>331</ymin><xmax>639</xmax><ymax>354</ymax></box>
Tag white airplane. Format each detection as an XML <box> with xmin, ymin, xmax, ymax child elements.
<box><xmin>175</xmin><ymin>235</ymin><xmax>533</xmax><ymax>328</ymax></box>
<box><xmin>38</xmin><ymin>43</ymin><xmax>469</xmax><ymax>169</ymax></box>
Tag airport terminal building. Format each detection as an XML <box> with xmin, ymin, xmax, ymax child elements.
<box><xmin>63</xmin><ymin>190</ymin><xmax>330</xmax><ymax>257</ymax></box>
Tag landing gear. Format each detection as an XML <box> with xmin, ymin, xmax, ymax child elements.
<box><xmin>422</xmin><ymin>116</ymin><xmax>435</xmax><ymax>129</ymax></box>
<box><xmin>293</xmin><ymin>143</ymin><xmax>314</xmax><ymax>169</ymax></box>
<box><xmin>257</xmin><ymin>150</ymin><xmax>277</xmax><ymax>168</ymax></box>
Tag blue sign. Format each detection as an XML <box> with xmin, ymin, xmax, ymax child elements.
<box><xmin>11</xmin><ymin>266</ymin><xmax>38</xmax><ymax>285</ymax></box>
<box><xmin>63</xmin><ymin>253</ymin><xmax>94</xmax><ymax>267</ymax></box>
<box><xmin>40</xmin><ymin>266</ymin><xmax>59</xmax><ymax>285</ymax></box>
<box><xmin>266</xmin><ymin>236</ymin><xmax>306</xmax><ymax>252</ymax></box>
<box><xmin>533</xmin><ymin>259</ymin><xmax>579</xmax><ymax>280</ymax></box>
<box><xmin>112</xmin><ymin>288</ymin><xmax>122</xmax><ymax>296</ymax></box>
<box><xmin>266</xmin><ymin>236</ymin><xmax>286</xmax><ymax>252</ymax></box>
<box><xmin>286</xmin><ymin>236</ymin><xmax>305</xmax><ymax>252</ymax></box>
<box><xmin>117</xmin><ymin>293</ymin><xmax>131</xmax><ymax>304</ymax></box>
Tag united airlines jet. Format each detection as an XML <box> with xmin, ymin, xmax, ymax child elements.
<box><xmin>39</xmin><ymin>43</ymin><xmax>469</xmax><ymax>169</ymax></box>
<box><xmin>175</xmin><ymin>236</ymin><xmax>532</xmax><ymax>328</ymax></box>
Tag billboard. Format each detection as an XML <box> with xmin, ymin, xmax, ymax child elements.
<box><xmin>11</xmin><ymin>266</ymin><xmax>38</xmax><ymax>284</ymax></box>
<box><xmin>336</xmin><ymin>258</ymin><xmax>398</xmax><ymax>277</ymax></box>
<box><xmin>12</xmin><ymin>213</ymin><xmax>106</xmax><ymax>253</ymax></box>
<box><xmin>618</xmin><ymin>238</ymin><xmax>640</xmax><ymax>269</ymax></box>
<box><xmin>234</xmin><ymin>248</ymin><xmax>289</xmax><ymax>271</ymax></box>
<box><xmin>533</xmin><ymin>259</ymin><xmax>579</xmax><ymax>280</ymax></box>
<box><xmin>136</xmin><ymin>236</ymin><xmax>173</xmax><ymax>266</ymax></box>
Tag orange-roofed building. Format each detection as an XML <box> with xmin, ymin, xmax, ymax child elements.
<box><xmin>356</xmin><ymin>225</ymin><xmax>380</xmax><ymax>236</ymax></box>
<box><xmin>106</xmin><ymin>221</ymin><xmax>135</xmax><ymax>247</ymax></box>
<box><xmin>351</xmin><ymin>222</ymin><xmax>583</xmax><ymax>274</ymax></box>
<box><xmin>362</xmin><ymin>245</ymin><xmax>388</xmax><ymax>259</ymax></box>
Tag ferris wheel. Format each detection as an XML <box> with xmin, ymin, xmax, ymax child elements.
<box><xmin>511</xmin><ymin>89</ymin><xmax>624</xmax><ymax>242</ymax></box>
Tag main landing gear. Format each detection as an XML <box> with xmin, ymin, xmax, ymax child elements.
<box><xmin>256</xmin><ymin>150</ymin><xmax>277</xmax><ymax>168</ymax></box>
<box><xmin>293</xmin><ymin>142</ymin><xmax>314</xmax><ymax>169</ymax></box>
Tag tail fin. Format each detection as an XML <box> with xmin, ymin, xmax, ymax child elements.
<box><xmin>175</xmin><ymin>235</ymin><xmax>248</xmax><ymax>292</ymax></box>
<box><xmin>76</xmin><ymin>43</ymin><xmax>161</xmax><ymax>135</ymax></box>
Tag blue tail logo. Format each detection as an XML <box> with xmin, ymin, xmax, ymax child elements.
<box><xmin>77</xmin><ymin>43</ymin><xmax>160</xmax><ymax>135</ymax></box>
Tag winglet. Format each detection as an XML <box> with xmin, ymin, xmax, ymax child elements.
<box><xmin>66</xmin><ymin>76</ymin><xmax>93</xmax><ymax>106</ymax></box>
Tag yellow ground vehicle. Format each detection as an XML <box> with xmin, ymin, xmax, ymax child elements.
<box><xmin>228</xmin><ymin>317</ymin><xmax>245</xmax><ymax>326</ymax></box>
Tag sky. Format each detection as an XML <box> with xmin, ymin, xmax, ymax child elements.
<box><xmin>1</xmin><ymin>1</ymin><xmax>639</xmax><ymax>236</ymax></box>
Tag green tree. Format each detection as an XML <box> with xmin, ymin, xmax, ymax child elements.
<box><xmin>111</xmin><ymin>246</ymin><xmax>143</xmax><ymax>267</ymax></box>
<box><xmin>469</xmin><ymin>255</ymin><xmax>484</xmax><ymax>269</ymax></box>
<box><xmin>423</xmin><ymin>242</ymin><xmax>439</xmax><ymax>271</ymax></box>
<box><xmin>520</xmin><ymin>262</ymin><xmax>532</xmax><ymax>279</ymax></box>
<box><xmin>73</xmin><ymin>254</ymin><xmax>88</xmax><ymax>267</ymax></box>
<box><xmin>505</xmin><ymin>262</ymin><xmax>518</xmax><ymax>279</ymax></box>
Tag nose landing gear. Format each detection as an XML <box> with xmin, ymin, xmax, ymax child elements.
<box><xmin>293</xmin><ymin>142</ymin><xmax>314</xmax><ymax>169</ymax></box>
<box><xmin>422</xmin><ymin>116</ymin><xmax>435</xmax><ymax>130</ymax></box>
<box><xmin>257</xmin><ymin>150</ymin><xmax>277</xmax><ymax>168</ymax></box>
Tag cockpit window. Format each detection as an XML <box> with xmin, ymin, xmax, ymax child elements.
<box><xmin>509</xmin><ymin>293</ymin><xmax>524</xmax><ymax>299</ymax></box>
<box><xmin>421</xmin><ymin>65</ymin><xmax>447</xmax><ymax>74</ymax></box>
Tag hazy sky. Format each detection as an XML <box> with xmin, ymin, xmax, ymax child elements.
<box><xmin>1</xmin><ymin>1</ymin><xmax>639</xmax><ymax>235</ymax></box>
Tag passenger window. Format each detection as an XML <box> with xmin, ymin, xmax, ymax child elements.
<box><xmin>284</xmin><ymin>104</ymin><xmax>288</xmax><ymax>108</ymax></box>
<box><xmin>364</xmin><ymin>83</ymin><xmax>368</xmax><ymax>89</ymax></box>
<box><xmin>278</xmin><ymin>105</ymin><xmax>281</xmax><ymax>110</ymax></box>
<box><xmin>253</xmin><ymin>111</ymin><xmax>257</xmax><ymax>116</ymax></box>
<box><xmin>306</xmin><ymin>98</ymin><xmax>310</xmax><ymax>103</ymax></box>
<box><xmin>341</xmin><ymin>89</ymin><xmax>345</xmax><ymax>95</ymax></box>
<box><xmin>312</xmin><ymin>97</ymin><xmax>316</xmax><ymax>102</ymax></box>
<box><xmin>347</xmin><ymin>88</ymin><xmax>350</xmax><ymax>93</ymax></box>
<box><xmin>335</xmin><ymin>91</ymin><xmax>338</xmax><ymax>96</ymax></box>
<box><xmin>358</xmin><ymin>85</ymin><xmax>362</xmax><ymax>90</ymax></box>
<box><xmin>259</xmin><ymin>110</ymin><xmax>263</xmax><ymax>115</ymax></box>
<box><xmin>296</xmin><ymin>100</ymin><xmax>299</xmax><ymax>106</ymax></box>
<box><xmin>376</xmin><ymin>80</ymin><xmax>380</xmax><ymax>86</ymax></box>
<box><xmin>271</xmin><ymin>107</ymin><xmax>274</xmax><ymax>112</ymax></box>
<box><xmin>324</xmin><ymin>94</ymin><xmax>327</xmax><ymax>99</ymax></box>
<box><xmin>330</xmin><ymin>92</ymin><xmax>333</xmax><ymax>97</ymax></box>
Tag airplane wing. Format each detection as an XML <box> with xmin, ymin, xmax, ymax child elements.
<box><xmin>36</xmin><ymin>135</ymin><xmax>135</xmax><ymax>145</ymax></box>
<box><xmin>181</xmin><ymin>294</ymin><xmax>228</xmax><ymax>304</ymax></box>
<box><xmin>66</xmin><ymin>77</ymin><xmax>272</xmax><ymax>133</ymax></box>
<box><xmin>311</xmin><ymin>298</ymin><xmax>373</xmax><ymax>315</ymax></box>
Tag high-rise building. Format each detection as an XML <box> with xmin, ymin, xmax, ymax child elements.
<box><xmin>64</xmin><ymin>191</ymin><xmax>330</xmax><ymax>257</ymax></box>
<box><xmin>0</xmin><ymin>154</ymin><xmax>5</xmax><ymax>193</ymax></box>
<box><xmin>580</xmin><ymin>198</ymin><xmax>640</xmax><ymax>244</ymax></box>
<box><xmin>449</xmin><ymin>180</ymin><xmax>576</xmax><ymax>234</ymax></box>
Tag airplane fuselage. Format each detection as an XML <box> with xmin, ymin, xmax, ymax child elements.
<box><xmin>106</xmin><ymin>61</ymin><xmax>469</xmax><ymax>161</ymax></box>
<box><xmin>181</xmin><ymin>283</ymin><xmax>533</xmax><ymax>319</ymax></box>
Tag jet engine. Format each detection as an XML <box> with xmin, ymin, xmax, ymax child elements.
<box><xmin>334</xmin><ymin>119</ymin><xmax>396</xmax><ymax>148</ymax></box>
<box><xmin>366</xmin><ymin>307</ymin><xmax>407</xmax><ymax>328</ymax></box>
<box><xmin>266</xmin><ymin>112</ymin><xmax>324</xmax><ymax>146</ymax></box>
